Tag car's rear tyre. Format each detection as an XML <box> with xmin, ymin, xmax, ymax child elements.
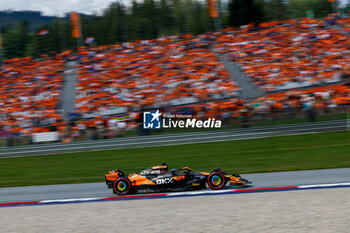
<box><xmin>207</xmin><ymin>172</ymin><xmax>226</xmax><ymax>190</ymax></box>
<box><xmin>113</xmin><ymin>177</ymin><xmax>132</xmax><ymax>195</ymax></box>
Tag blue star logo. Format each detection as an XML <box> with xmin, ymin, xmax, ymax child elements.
<box><xmin>143</xmin><ymin>110</ymin><xmax>162</xmax><ymax>129</ymax></box>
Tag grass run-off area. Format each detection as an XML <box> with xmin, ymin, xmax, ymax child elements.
<box><xmin>0</xmin><ymin>131</ymin><xmax>349</xmax><ymax>187</ymax></box>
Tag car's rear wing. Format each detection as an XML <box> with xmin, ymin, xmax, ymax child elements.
<box><xmin>105</xmin><ymin>169</ymin><xmax>125</xmax><ymax>181</ymax></box>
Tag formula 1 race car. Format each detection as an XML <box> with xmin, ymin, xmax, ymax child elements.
<box><xmin>105</xmin><ymin>163</ymin><xmax>251</xmax><ymax>195</ymax></box>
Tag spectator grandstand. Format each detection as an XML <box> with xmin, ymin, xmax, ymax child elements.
<box><xmin>214</xmin><ymin>16</ymin><xmax>349</xmax><ymax>92</ymax></box>
<box><xmin>0</xmin><ymin>56</ymin><xmax>65</xmax><ymax>145</ymax></box>
<box><xmin>75</xmin><ymin>35</ymin><xmax>239</xmax><ymax>118</ymax></box>
<box><xmin>0</xmin><ymin>14</ymin><xmax>349</xmax><ymax>145</ymax></box>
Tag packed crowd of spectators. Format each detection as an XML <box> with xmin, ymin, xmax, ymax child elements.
<box><xmin>0</xmin><ymin>14</ymin><xmax>349</xmax><ymax>146</ymax></box>
<box><xmin>214</xmin><ymin>15</ymin><xmax>349</xmax><ymax>92</ymax></box>
<box><xmin>75</xmin><ymin>35</ymin><xmax>239</xmax><ymax>118</ymax></box>
<box><xmin>161</xmin><ymin>83</ymin><xmax>349</xmax><ymax>126</ymax></box>
<box><xmin>0</xmin><ymin>56</ymin><xmax>65</xmax><ymax>145</ymax></box>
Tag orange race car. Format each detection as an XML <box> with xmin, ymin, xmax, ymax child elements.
<box><xmin>105</xmin><ymin>163</ymin><xmax>251</xmax><ymax>195</ymax></box>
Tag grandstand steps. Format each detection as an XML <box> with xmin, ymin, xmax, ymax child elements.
<box><xmin>61</xmin><ymin>61</ymin><xmax>77</xmax><ymax>120</ymax></box>
<box><xmin>217</xmin><ymin>54</ymin><xmax>265</xmax><ymax>100</ymax></box>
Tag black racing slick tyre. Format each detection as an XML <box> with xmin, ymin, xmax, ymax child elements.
<box><xmin>207</xmin><ymin>172</ymin><xmax>226</xmax><ymax>190</ymax></box>
<box><xmin>113</xmin><ymin>177</ymin><xmax>132</xmax><ymax>195</ymax></box>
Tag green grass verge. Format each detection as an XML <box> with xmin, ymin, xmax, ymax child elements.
<box><xmin>0</xmin><ymin>131</ymin><xmax>349</xmax><ymax>188</ymax></box>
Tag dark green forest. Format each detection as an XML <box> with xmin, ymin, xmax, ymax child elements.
<box><xmin>0</xmin><ymin>0</ymin><xmax>343</xmax><ymax>59</ymax></box>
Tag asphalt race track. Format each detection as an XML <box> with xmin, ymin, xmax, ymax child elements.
<box><xmin>0</xmin><ymin>119</ymin><xmax>348</xmax><ymax>158</ymax></box>
<box><xmin>1</xmin><ymin>168</ymin><xmax>350</xmax><ymax>204</ymax></box>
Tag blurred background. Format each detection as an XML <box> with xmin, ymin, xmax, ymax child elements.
<box><xmin>0</xmin><ymin>0</ymin><xmax>349</xmax><ymax>146</ymax></box>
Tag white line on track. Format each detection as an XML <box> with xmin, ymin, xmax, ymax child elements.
<box><xmin>167</xmin><ymin>189</ymin><xmax>234</xmax><ymax>196</ymax></box>
<box><xmin>40</xmin><ymin>197</ymin><xmax>101</xmax><ymax>203</ymax></box>
<box><xmin>298</xmin><ymin>182</ymin><xmax>350</xmax><ymax>189</ymax></box>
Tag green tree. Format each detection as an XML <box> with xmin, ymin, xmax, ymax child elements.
<box><xmin>173</xmin><ymin>0</ymin><xmax>189</xmax><ymax>34</ymax></box>
<box><xmin>227</xmin><ymin>0</ymin><xmax>264</xmax><ymax>27</ymax></box>
<box><xmin>18</xmin><ymin>20</ymin><xmax>30</xmax><ymax>56</ymax></box>
<box><xmin>287</xmin><ymin>0</ymin><xmax>333</xmax><ymax>19</ymax></box>
<box><xmin>3</xmin><ymin>21</ymin><xmax>30</xmax><ymax>58</ymax></box>
<box><xmin>35</xmin><ymin>25</ymin><xmax>52</xmax><ymax>55</ymax></box>
<box><xmin>263</xmin><ymin>0</ymin><xmax>288</xmax><ymax>21</ymax></box>
<box><xmin>24</xmin><ymin>35</ymin><xmax>38</xmax><ymax>57</ymax></box>
<box><xmin>103</xmin><ymin>2</ymin><xmax>127</xmax><ymax>43</ymax></box>
<box><xmin>49</xmin><ymin>19</ymin><xmax>63</xmax><ymax>52</ymax></box>
<box><xmin>159</xmin><ymin>0</ymin><xmax>175</xmax><ymax>35</ymax></box>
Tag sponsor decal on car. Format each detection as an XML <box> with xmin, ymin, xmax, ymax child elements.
<box><xmin>156</xmin><ymin>178</ymin><xmax>174</xmax><ymax>184</ymax></box>
<box><xmin>140</xmin><ymin>170</ymin><xmax>163</xmax><ymax>175</ymax></box>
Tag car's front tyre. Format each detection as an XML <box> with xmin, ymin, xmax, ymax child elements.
<box><xmin>207</xmin><ymin>172</ymin><xmax>226</xmax><ymax>190</ymax></box>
